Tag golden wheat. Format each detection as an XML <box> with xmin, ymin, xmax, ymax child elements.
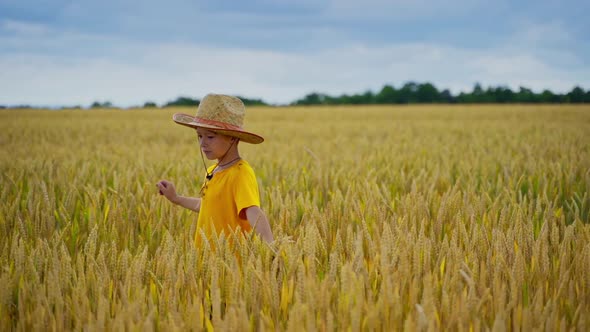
<box><xmin>0</xmin><ymin>105</ymin><xmax>589</xmax><ymax>330</ymax></box>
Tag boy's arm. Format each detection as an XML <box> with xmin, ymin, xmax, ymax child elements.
<box><xmin>245</xmin><ymin>206</ymin><xmax>274</xmax><ymax>243</ymax></box>
<box><xmin>171</xmin><ymin>196</ymin><xmax>201</xmax><ymax>212</ymax></box>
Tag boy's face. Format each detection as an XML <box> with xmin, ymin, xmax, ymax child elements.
<box><xmin>196</xmin><ymin>128</ymin><xmax>235</xmax><ymax>160</ymax></box>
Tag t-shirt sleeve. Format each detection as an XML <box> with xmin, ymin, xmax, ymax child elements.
<box><xmin>233</xmin><ymin>165</ymin><xmax>261</xmax><ymax>218</ymax></box>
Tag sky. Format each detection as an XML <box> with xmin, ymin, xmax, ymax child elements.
<box><xmin>1</xmin><ymin>0</ymin><xmax>588</xmax><ymax>107</ymax></box>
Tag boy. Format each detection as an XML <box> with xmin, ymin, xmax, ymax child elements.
<box><xmin>156</xmin><ymin>94</ymin><xmax>274</xmax><ymax>245</ymax></box>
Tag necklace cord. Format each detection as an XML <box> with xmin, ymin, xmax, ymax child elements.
<box><xmin>200</xmin><ymin>148</ymin><xmax>213</xmax><ymax>180</ymax></box>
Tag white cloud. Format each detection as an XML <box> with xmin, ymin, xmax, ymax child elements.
<box><xmin>1</xmin><ymin>18</ymin><xmax>588</xmax><ymax>107</ymax></box>
<box><xmin>516</xmin><ymin>21</ymin><xmax>573</xmax><ymax>45</ymax></box>
<box><xmin>1</xmin><ymin>19</ymin><xmax>51</xmax><ymax>35</ymax></box>
<box><xmin>324</xmin><ymin>0</ymin><xmax>487</xmax><ymax>19</ymax></box>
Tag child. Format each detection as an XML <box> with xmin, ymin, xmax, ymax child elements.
<box><xmin>156</xmin><ymin>94</ymin><xmax>274</xmax><ymax>245</ymax></box>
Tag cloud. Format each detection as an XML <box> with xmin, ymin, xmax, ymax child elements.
<box><xmin>324</xmin><ymin>0</ymin><xmax>487</xmax><ymax>20</ymax></box>
<box><xmin>1</xmin><ymin>16</ymin><xmax>588</xmax><ymax>107</ymax></box>
<box><xmin>1</xmin><ymin>19</ymin><xmax>50</xmax><ymax>35</ymax></box>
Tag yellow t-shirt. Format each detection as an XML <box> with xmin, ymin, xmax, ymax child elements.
<box><xmin>195</xmin><ymin>160</ymin><xmax>260</xmax><ymax>247</ymax></box>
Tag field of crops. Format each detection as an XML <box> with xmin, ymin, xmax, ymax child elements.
<box><xmin>1</xmin><ymin>104</ymin><xmax>589</xmax><ymax>330</ymax></box>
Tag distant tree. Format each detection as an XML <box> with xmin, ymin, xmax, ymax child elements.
<box><xmin>338</xmin><ymin>94</ymin><xmax>351</xmax><ymax>104</ymax></box>
<box><xmin>488</xmin><ymin>86</ymin><xmax>515</xmax><ymax>103</ymax></box>
<box><xmin>416</xmin><ymin>83</ymin><xmax>440</xmax><ymax>103</ymax></box>
<box><xmin>439</xmin><ymin>89</ymin><xmax>455</xmax><ymax>103</ymax></box>
<box><xmin>143</xmin><ymin>101</ymin><xmax>158</xmax><ymax>108</ymax></box>
<box><xmin>90</xmin><ymin>101</ymin><xmax>113</xmax><ymax>108</ymax></box>
<box><xmin>61</xmin><ymin>105</ymin><xmax>83</xmax><ymax>110</ymax></box>
<box><xmin>293</xmin><ymin>93</ymin><xmax>326</xmax><ymax>105</ymax></box>
<box><xmin>237</xmin><ymin>96</ymin><xmax>268</xmax><ymax>106</ymax></box>
<box><xmin>471</xmin><ymin>83</ymin><xmax>486</xmax><ymax>103</ymax></box>
<box><xmin>376</xmin><ymin>85</ymin><xmax>398</xmax><ymax>104</ymax></box>
<box><xmin>164</xmin><ymin>96</ymin><xmax>199</xmax><ymax>107</ymax></box>
<box><xmin>360</xmin><ymin>90</ymin><xmax>375</xmax><ymax>104</ymax></box>
<box><xmin>346</xmin><ymin>91</ymin><xmax>374</xmax><ymax>104</ymax></box>
<box><xmin>399</xmin><ymin>82</ymin><xmax>420</xmax><ymax>103</ymax></box>
<box><xmin>456</xmin><ymin>91</ymin><xmax>470</xmax><ymax>103</ymax></box>
<box><xmin>567</xmin><ymin>86</ymin><xmax>586</xmax><ymax>103</ymax></box>
<box><xmin>539</xmin><ymin>90</ymin><xmax>560</xmax><ymax>103</ymax></box>
<box><xmin>515</xmin><ymin>87</ymin><xmax>537</xmax><ymax>103</ymax></box>
<box><xmin>290</xmin><ymin>82</ymin><xmax>587</xmax><ymax>106</ymax></box>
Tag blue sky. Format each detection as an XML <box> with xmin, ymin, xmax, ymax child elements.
<box><xmin>1</xmin><ymin>0</ymin><xmax>588</xmax><ymax>107</ymax></box>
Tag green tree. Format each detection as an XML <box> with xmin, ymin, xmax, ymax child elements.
<box><xmin>289</xmin><ymin>82</ymin><xmax>587</xmax><ymax>105</ymax></box>
<box><xmin>439</xmin><ymin>89</ymin><xmax>455</xmax><ymax>103</ymax></box>
<box><xmin>515</xmin><ymin>87</ymin><xmax>536</xmax><ymax>103</ymax></box>
<box><xmin>399</xmin><ymin>82</ymin><xmax>419</xmax><ymax>103</ymax></box>
<box><xmin>359</xmin><ymin>90</ymin><xmax>375</xmax><ymax>104</ymax></box>
<box><xmin>472</xmin><ymin>83</ymin><xmax>485</xmax><ymax>103</ymax></box>
<box><xmin>236</xmin><ymin>96</ymin><xmax>268</xmax><ymax>106</ymax></box>
<box><xmin>489</xmin><ymin>86</ymin><xmax>515</xmax><ymax>103</ymax></box>
<box><xmin>539</xmin><ymin>90</ymin><xmax>560</xmax><ymax>103</ymax></box>
<box><xmin>567</xmin><ymin>86</ymin><xmax>586</xmax><ymax>103</ymax></box>
<box><xmin>293</xmin><ymin>93</ymin><xmax>324</xmax><ymax>105</ymax></box>
<box><xmin>164</xmin><ymin>96</ymin><xmax>199</xmax><ymax>107</ymax></box>
<box><xmin>90</xmin><ymin>101</ymin><xmax>113</xmax><ymax>108</ymax></box>
<box><xmin>416</xmin><ymin>83</ymin><xmax>440</xmax><ymax>103</ymax></box>
<box><xmin>375</xmin><ymin>85</ymin><xmax>398</xmax><ymax>104</ymax></box>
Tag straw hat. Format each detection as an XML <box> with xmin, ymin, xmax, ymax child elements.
<box><xmin>172</xmin><ymin>94</ymin><xmax>264</xmax><ymax>144</ymax></box>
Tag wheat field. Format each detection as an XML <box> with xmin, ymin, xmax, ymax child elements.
<box><xmin>1</xmin><ymin>105</ymin><xmax>589</xmax><ymax>331</ymax></box>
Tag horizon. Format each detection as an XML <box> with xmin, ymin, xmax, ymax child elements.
<box><xmin>2</xmin><ymin>80</ymin><xmax>589</xmax><ymax>109</ymax></box>
<box><xmin>0</xmin><ymin>82</ymin><xmax>590</xmax><ymax>110</ymax></box>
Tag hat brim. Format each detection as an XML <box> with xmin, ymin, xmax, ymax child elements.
<box><xmin>173</xmin><ymin>113</ymin><xmax>264</xmax><ymax>144</ymax></box>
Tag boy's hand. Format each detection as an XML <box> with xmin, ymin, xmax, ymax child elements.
<box><xmin>156</xmin><ymin>180</ymin><xmax>177</xmax><ymax>202</ymax></box>
<box><xmin>157</xmin><ymin>181</ymin><xmax>167</xmax><ymax>195</ymax></box>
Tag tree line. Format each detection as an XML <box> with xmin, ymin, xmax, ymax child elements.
<box><xmin>1</xmin><ymin>82</ymin><xmax>588</xmax><ymax>109</ymax></box>
<box><xmin>88</xmin><ymin>83</ymin><xmax>590</xmax><ymax>108</ymax></box>
<box><xmin>292</xmin><ymin>82</ymin><xmax>590</xmax><ymax>105</ymax></box>
<box><xmin>0</xmin><ymin>96</ymin><xmax>267</xmax><ymax>110</ymax></box>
